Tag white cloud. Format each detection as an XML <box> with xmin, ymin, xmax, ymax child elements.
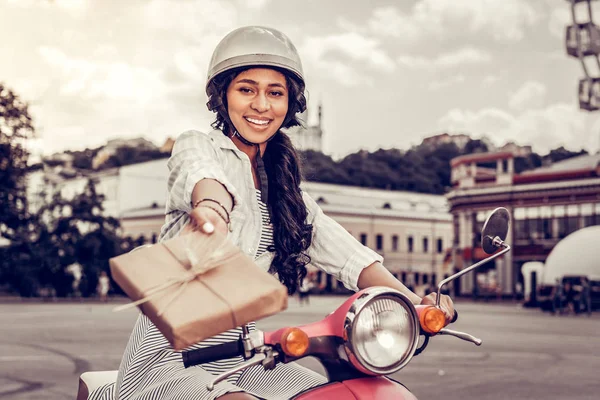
<box><xmin>548</xmin><ymin>7</ymin><xmax>570</xmax><ymax>39</ymax></box>
<box><xmin>482</xmin><ymin>75</ymin><xmax>500</xmax><ymax>87</ymax></box>
<box><xmin>428</xmin><ymin>75</ymin><xmax>466</xmax><ymax>90</ymax></box>
<box><xmin>509</xmin><ymin>81</ymin><xmax>547</xmax><ymax>111</ymax></box>
<box><xmin>6</xmin><ymin>0</ymin><xmax>88</xmax><ymax>13</ymax></box>
<box><xmin>366</xmin><ymin>0</ymin><xmax>539</xmax><ymax>43</ymax></box>
<box><xmin>438</xmin><ymin>103</ymin><xmax>597</xmax><ymax>153</ymax></box>
<box><xmin>236</xmin><ymin>0</ymin><xmax>270</xmax><ymax>9</ymax></box>
<box><xmin>21</xmin><ymin>0</ymin><xmax>237</xmax><ymax>154</ymax></box>
<box><xmin>299</xmin><ymin>32</ymin><xmax>394</xmax><ymax>86</ymax></box>
<box><xmin>397</xmin><ymin>47</ymin><xmax>492</xmax><ymax>70</ymax></box>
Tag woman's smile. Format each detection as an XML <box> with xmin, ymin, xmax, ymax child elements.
<box><xmin>244</xmin><ymin>115</ymin><xmax>272</xmax><ymax>130</ymax></box>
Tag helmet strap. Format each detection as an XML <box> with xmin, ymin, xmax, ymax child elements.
<box><xmin>225</xmin><ymin>117</ymin><xmax>271</xmax><ymax>204</ymax></box>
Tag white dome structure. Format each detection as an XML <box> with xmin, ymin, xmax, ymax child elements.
<box><xmin>542</xmin><ymin>226</ymin><xmax>600</xmax><ymax>285</ymax></box>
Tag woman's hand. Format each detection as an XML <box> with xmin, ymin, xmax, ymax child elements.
<box><xmin>420</xmin><ymin>292</ymin><xmax>455</xmax><ymax>324</ymax></box>
<box><xmin>187</xmin><ymin>205</ymin><xmax>229</xmax><ymax>235</ymax></box>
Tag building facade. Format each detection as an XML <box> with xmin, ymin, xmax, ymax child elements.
<box><xmin>447</xmin><ymin>151</ymin><xmax>600</xmax><ymax>298</ymax></box>
<box><xmin>29</xmin><ymin>157</ymin><xmax>453</xmax><ymax>294</ymax></box>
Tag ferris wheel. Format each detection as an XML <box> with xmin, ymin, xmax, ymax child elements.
<box><xmin>566</xmin><ymin>0</ymin><xmax>600</xmax><ymax>110</ymax></box>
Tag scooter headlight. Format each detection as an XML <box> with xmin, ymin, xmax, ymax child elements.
<box><xmin>344</xmin><ymin>287</ymin><xmax>420</xmax><ymax>375</ymax></box>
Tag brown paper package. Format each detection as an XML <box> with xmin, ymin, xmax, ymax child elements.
<box><xmin>110</xmin><ymin>229</ymin><xmax>288</xmax><ymax>350</ymax></box>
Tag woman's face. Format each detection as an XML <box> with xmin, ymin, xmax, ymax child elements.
<box><xmin>226</xmin><ymin>68</ymin><xmax>289</xmax><ymax>144</ymax></box>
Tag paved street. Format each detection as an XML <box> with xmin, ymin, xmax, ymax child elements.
<box><xmin>1</xmin><ymin>296</ymin><xmax>599</xmax><ymax>400</ymax></box>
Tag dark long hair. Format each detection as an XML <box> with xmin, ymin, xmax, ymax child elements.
<box><xmin>207</xmin><ymin>67</ymin><xmax>312</xmax><ymax>294</ymax></box>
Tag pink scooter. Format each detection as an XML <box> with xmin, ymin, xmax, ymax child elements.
<box><xmin>78</xmin><ymin>208</ymin><xmax>510</xmax><ymax>399</ymax></box>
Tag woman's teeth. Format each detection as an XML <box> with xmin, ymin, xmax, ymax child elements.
<box><xmin>245</xmin><ymin>117</ymin><xmax>269</xmax><ymax>126</ymax></box>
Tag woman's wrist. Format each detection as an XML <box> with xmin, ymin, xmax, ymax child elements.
<box><xmin>195</xmin><ymin>203</ymin><xmax>229</xmax><ymax>225</ymax></box>
<box><xmin>193</xmin><ymin>198</ymin><xmax>231</xmax><ymax>223</ymax></box>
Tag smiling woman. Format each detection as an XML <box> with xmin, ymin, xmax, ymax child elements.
<box><xmin>87</xmin><ymin>25</ymin><xmax>451</xmax><ymax>400</ymax></box>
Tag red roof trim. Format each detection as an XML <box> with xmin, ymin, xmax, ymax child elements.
<box><xmin>514</xmin><ymin>168</ymin><xmax>595</xmax><ymax>184</ymax></box>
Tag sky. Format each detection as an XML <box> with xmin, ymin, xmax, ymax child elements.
<box><xmin>1</xmin><ymin>0</ymin><xmax>599</xmax><ymax>159</ymax></box>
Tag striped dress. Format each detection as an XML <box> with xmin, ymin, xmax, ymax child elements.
<box><xmin>89</xmin><ymin>190</ymin><xmax>327</xmax><ymax>400</ymax></box>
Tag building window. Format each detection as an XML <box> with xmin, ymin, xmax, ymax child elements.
<box><xmin>392</xmin><ymin>235</ymin><xmax>399</xmax><ymax>252</ymax></box>
<box><xmin>376</xmin><ymin>234</ymin><xmax>383</xmax><ymax>251</ymax></box>
<box><xmin>423</xmin><ymin>237</ymin><xmax>429</xmax><ymax>253</ymax></box>
<box><xmin>423</xmin><ymin>274</ymin><xmax>429</xmax><ymax>284</ymax></box>
<box><xmin>360</xmin><ymin>233</ymin><xmax>367</xmax><ymax>245</ymax></box>
<box><xmin>408</xmin><ymin>236</ymin><xmax>414</xmax><ymax>253</ymax></box>
<box><xmin>437</xmin><ymin>238</ymin><xmax>443</xmax><ymax>253</ymax></box>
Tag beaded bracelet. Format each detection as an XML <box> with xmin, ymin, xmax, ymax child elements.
<box><xmin>193</xmin><ymin>198</ymin><xmax>231</xmax><ymax>224</ymax></box>
<box><xmin>196</xmin><ymin>203</ymin><xmax>229</xmax><ymax>225</ymax></box>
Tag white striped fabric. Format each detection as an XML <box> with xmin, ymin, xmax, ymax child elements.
<box><xmin>88</xmin><ymin>190</ymin><xmax>326</xmax><ymax>400</ymax></box>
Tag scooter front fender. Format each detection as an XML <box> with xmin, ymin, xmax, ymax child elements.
<box><xmin>293</xmin><ymin>377</ymin><xmax>418</xmax><ymax>400</ymax></box>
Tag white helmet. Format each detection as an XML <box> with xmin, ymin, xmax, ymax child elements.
<box><xmin>205</xmin><ymin>26</ymin><xmax>305</xmax><ymax>94</ymax></box>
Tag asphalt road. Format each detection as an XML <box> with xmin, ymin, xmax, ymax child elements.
<box><xmin>1</xmin><ymin>296</ymin><xmax>599</xmax><ymax>400</ymax></box>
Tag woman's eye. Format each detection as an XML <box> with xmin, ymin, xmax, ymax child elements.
<box><xmin>271</xmin><ymin>91</ymin><xmax>284</xmax><ymax>97</ymax></box>
<box><xmin>239</xmin><ymin>87</ymin><xmax>253</xmax><ymax>93</ymax></box>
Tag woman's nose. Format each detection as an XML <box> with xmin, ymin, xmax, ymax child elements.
<box><xmin>251</xmin><ymin>93</ymin><xmax>270</xmax><ymax>112</ymax></box>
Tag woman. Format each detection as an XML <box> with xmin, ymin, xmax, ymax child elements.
<box><xmin>90</xmin><ymin>26</ymin><xmax>454</xmax><ymax>400</ymax></box>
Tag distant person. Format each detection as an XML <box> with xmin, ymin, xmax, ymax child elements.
<box><xmin>298</xmin><ymin>276</ymin><xmax>313</xmax><ymax>306</ymax></box>
<box><xmin>580</xmin><ymin>278</ymin><xmax>592</xmax><ymax>316</ymax></box>
<box><xmin>66</xmin><ymin>262</ymin><xmax>82</xmax><ymax>298</ymax></box>
<box><xmin>552</xmin><ymin>278</ymin><xmax>564</xmax><ymax>315</ymax></box>
<box><xmin>564</xmin><ymin>281</ymin><xmax>575</xmax><ymax>315</ymax></box>
<box><xmin>97</xmin><ymin>271</ymin><xmax>110</xmax><ymax>302</ymax></box>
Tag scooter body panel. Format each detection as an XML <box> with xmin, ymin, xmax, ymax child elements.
<box><xmin>293</xmin><ymin>377</ymin><xmax>417</xmax><ymax>400</ymax></box>
<box><xmin>343</xmin><ymin>377</ymin><xmax>418</xmax><ymax>400</ymax></box>
<box><xmin>293</xmin><ymin>382</ymin><xmax>357</xmax><ymax>399</ymax></box>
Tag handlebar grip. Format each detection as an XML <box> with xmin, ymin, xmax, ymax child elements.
<box><xmin>451</xmin><ymin>310</ymin><xmax>458</xmax><ymax>323</ymax></box>
<box><xmin>182</xmin><ymin>340</ymin><xmax>243</xmax><ymax>368</ymax></box>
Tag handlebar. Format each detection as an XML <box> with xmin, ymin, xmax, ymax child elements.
<box><xmin>183</xmin><ymin>340</ymin><xmax>243</xmax><ymax>368</ymax></box>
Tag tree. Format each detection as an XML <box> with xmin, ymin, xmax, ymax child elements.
<box><xmin>543</xmin><ymin>146</ymin><xmax>588</xmax><ymax>165</ymax></box>
<box><xmin>4</xmin><ymin>178</ymin><xmax>124</xmax><ymax>297</ymax></box>
<box><xmin>37</xmin><ymin>179</ymin><xmax>122</xmax><ymax>297</ymax></box>
<box><xmin>0</xmin><ymin>83</ymin><xmax>35</xmax><ymax>242</ymax></box>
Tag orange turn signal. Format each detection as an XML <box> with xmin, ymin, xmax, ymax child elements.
<box><xmin>419</xmin><ymin>306</ymin><xmax>446</xmax><ymax>334</ymax></box>
<box><xmin>280</xmin><ymin>328</ymin><xmax>309</xmax><ymax>357</ymax></box>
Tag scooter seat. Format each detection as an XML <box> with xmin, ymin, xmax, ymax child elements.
<box><xmin>76</xmin><ymin>370</ymin><xmax>118</xmax><ymax>400</ymax></box>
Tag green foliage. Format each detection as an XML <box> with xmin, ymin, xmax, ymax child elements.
<box><xmin>3</xmin><ymin>178</ymin><xmax>125</xmax><ymax>297</ymax></box>
<box><xmin>544</xmin><ymin>146</ymin><xmax>588</xmax><ymax>165</ymax></box>
<box><xmin>300</xmin><ymin>139</ymin><xmax>588</xmax><ymax>194</ymax></box>
<box><xmin>0</xmin><ymin>83</ymin><xmax>35</xmax><ymax>241</ymax></box>
<box><xmin>300</xmin><ymin>139</ymin><xmax>465</xmax><ymax>194</ymax></box>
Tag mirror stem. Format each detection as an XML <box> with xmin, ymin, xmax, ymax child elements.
<box><xmin>436</xmin><ymin>243</ymin><xmax>511</xmax><ymax>307</ymax></box>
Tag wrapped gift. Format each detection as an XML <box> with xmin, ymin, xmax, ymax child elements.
<box><xmin>110</xmin><ymin>228</ymin><xmax>288</xmax><ymax>350</ymax></box>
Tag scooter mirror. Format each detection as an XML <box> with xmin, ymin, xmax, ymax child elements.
<box><xmin>481</xmin><ymin>207</ymin><xmax>510</xmax><ymax>254</ymax></box>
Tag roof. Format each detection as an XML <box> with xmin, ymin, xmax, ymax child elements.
<box><xmin>514</xmin><ymin>153</ymin><xmax>600</xmax><ymax>184</ymax></box>
<box><xmin>520</xmin><ymin>153</ymin><xmax>600</xmax><ymax>175</ymax></box>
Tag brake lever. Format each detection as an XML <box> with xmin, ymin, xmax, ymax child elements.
<box><xmin>207</xmin><ymin>353</ymin><xmax>267</xmax><ymax>391</ymax></box>
<box><xmin>438</xmin><ymin>328</ymin><xmax>483</xmax><ymax>346</ymax></box>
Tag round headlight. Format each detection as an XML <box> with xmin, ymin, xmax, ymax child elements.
<box><xmin>344</xmin><ymin>287</ymin><xmax>419</xmax><ymax>375</ymax></box>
